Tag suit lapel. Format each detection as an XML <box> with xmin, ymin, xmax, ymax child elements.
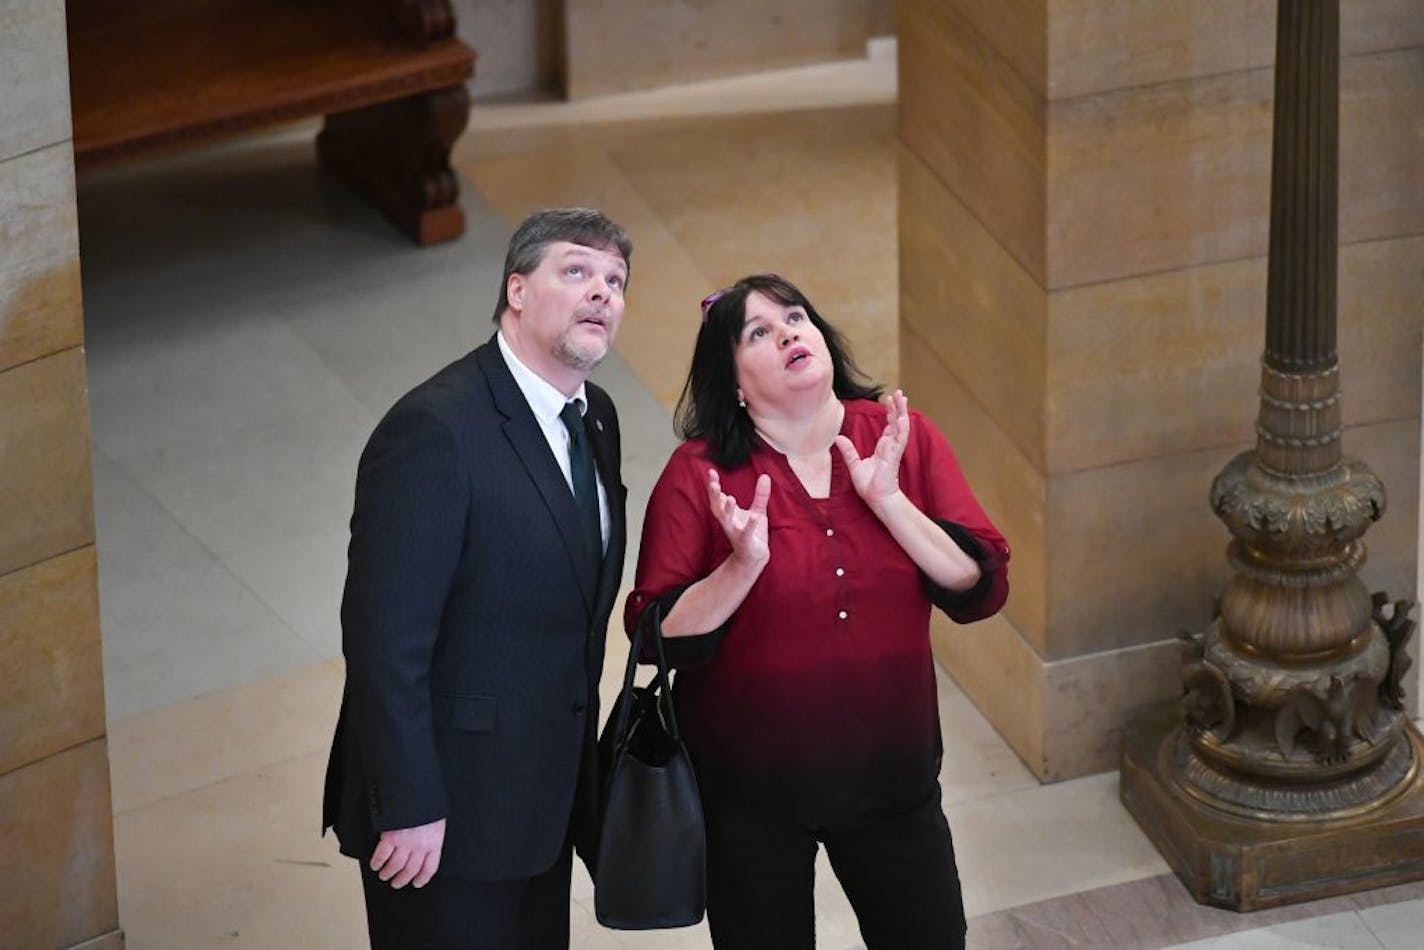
<box><xmin>476</xmin><ymin>343</ymin><xmax>598</xmax><ymax>613</ymax></box>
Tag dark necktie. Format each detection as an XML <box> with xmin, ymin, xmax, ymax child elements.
<box><xmin>559</xmin><ymin>401</ymin><xmax>603</xmax><ymax>568</ymax></box>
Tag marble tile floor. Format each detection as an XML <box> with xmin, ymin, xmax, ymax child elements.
<box><xmin>79</xmin><ymin>57</ymin><xmax>1424</xmax><ymax>949</ymax></box>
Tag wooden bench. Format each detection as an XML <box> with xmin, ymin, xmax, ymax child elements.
<box><xmin>67</xmin><ymin>0</ymin><xmax>477</xmax><ymax>244</ymax></box>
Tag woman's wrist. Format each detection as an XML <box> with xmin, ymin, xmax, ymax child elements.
<box><xmin>727</xmin><ymin>545</ymin><xmax>770</xmax><ymax>574</ymax></box>
<box><xmin>866</xmin><ymin>487</ymin><xmax>906</xmax><ymax>520</ymax></box>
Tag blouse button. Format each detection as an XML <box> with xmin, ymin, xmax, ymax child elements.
<box><xmin>825</xmin><ymin>528</ymin><xmax>835</xmax><ymax>537</ymax></box>
<box><xmin>838</xmin><ymin>610</ymin><xmax>848</xmax><ymax>620</ymax></box>
<box><xmin>835</xmin><ymin>568</ymin><xmax>845</xmax><ymax>577</ymax></box>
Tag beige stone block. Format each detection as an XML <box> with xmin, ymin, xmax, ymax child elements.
<box><xmin>0</xmin><ymin>739</ymin><xmax>118</xmax><ymax>949</ymax></box>
<box><xmin>1046</xmin><ymin>441</ymin><xmax>1240</xmax><ymax>660</ymax></box>
<box><xmin>1047</xmin><ymin>65</ymin><xmax>1273</xmax><ymax>289</ymax></box>
<box><xmin>1349</xmin><ymin>417</ymin><xmax>1421</xmax><ymax>608</ymax></box>
<box><xmin>1340</xmin><ymin>50</ymin><xmax>1424</xmax><ymax>247</ymax></box>
<box><xmin>900</xmin><ymin>0</ymin><xmax>1047</xmax><ymax>282</ymax></box>
<box><xmin>0</xmin><ymin>547</ymin><xmax>104</xmax><ymax>776</ymax></box>
<box><xmin>564</xmin><ymin>0</ymin><xmax>888</xmax><ymax>98</ymax></box>
<box><xmin>903</xmin><ymin>324</ymin><xmax>1047</xmax><ymax>650</ymax></box>
<box><xmin>0</xmin><ymin>0</ymin><xmax>73</xmax><ymax>162</ymax></box>
<box><xmin>1047</xmin><ymin>0</ymin><xmax>1424</xmax><ymax>100</ymax></box>
<box><xmin>1047</xmin><ymin>48</ymin><xmax>1424</xmax><ymax>289</ymax></box>
<box><xmin>1043</xmin><ymin>417</ymin><xmax>1418</xmax><ymax>661</ymax></box>
<box><xmin>1339</xmin><ymin>236</ymin><xmax>1424</xmax><ymax>429</ymax></box>
<box><xmin>1045</xmin><ymin>235</ymin><xmax>1422</xmax><ymax>473</ymax></box>
<box><xmin>931</xmin><ymin>610</ymin><xmax>1046</xmax><ymax>777</ymax></box>
<box><xmin>1040</xmin><ymin>639</ymin><xmax>1180</xmax><ymax>780</ymax></box>
<box><xmin>71</xmin><ymin>932</ymin><xmax>125</xmax><ymax>950</ymax></box>
<box><xmin>936</xmin><ymin>613</ymin><xmax>1191</xmax><ymax>782</ymax></box>
<box><xmin>0</xmin><ymin>348</ymin><xmax>96</xmax><ymax>577</ymax></box>
<box><xmin>900</xmin><ymin>146</ymin><xmax>1047</xmax><ymax>470</ymax></box>
<box><xmin>0</xmin><ymin>144</ymin><xmax>83</xmax><ymax>372</ymax></box>
<box><xmin>1047</xmin><ymin>255</ymin><xmax>1262</xmax><ymax>474</ymax></box>
<box><xmin>946</xmin><ymin>0</ymin><xmax>1046</xmax><ymax>94</ymax></box>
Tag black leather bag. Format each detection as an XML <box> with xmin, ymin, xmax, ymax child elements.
<box><xmin>594</xmin><ymin>604</ymin><xmax>706</xmax><ymax>929</ymax></box>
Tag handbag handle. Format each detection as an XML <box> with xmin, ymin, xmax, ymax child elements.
<box><xmin>612</xmin><ymin>599</ymin><xmax>684</xmax><ymax>752</ymax></box>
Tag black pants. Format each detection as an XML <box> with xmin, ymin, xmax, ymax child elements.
<box><xmin>704</xmin><ymin>786</ymin><xmax>966</xmax><ymax>950</ymax></box>
<box><xmin>359</xmin><ymin>845</ymin><xmax>573</xmax><ymax>950</ymax></box>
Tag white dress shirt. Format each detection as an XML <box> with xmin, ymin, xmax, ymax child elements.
<box><xmin>496</xmin><ymin>331</ymin><xmax>611</xmax><ymax>551</ymax></box>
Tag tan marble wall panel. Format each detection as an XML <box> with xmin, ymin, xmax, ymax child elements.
<box><xmin>1047</xmin><ymin>48</ymin><xmax>1424</xmax><ymax>290</ymax></box>
<box><xmin>1047</xmin><ymin>65</ymin><xmax>1272</xmax><ymax>289</ymax></box>
<box><xmin>1046</xmin><ymin>235</ymin><xmax>1423</xmax><ymax>474</ymax></box>
<box><xmin>71</xmin><ymin>932</ymin><xmax>125</xmax><ymax>950</ymax></box>
<box><xmin>0</xmin><ymin>349</ymin><xmax>95</xmax><ymax>577</ymax></box>
<box><xmin>0</xmin><ymin>739</ymin><xmax>118</xmax><ymax>948</ymax></box>
<box><xmin>903</xmin><ymin>323</ymin><xmax>1047</xmax><ymax>650</ymax></box>
<box><xmin>1046</xmin><ymin>441</ymin><xmax>1242</xmax><ymax>661</ymax></box>
<box><xmin>564</xmin><ymin>0</ymin><xmax>889</xmax><ymax>98</ymax></box>
<box><xmin>899</xmin><ymin>0</ymin><xmax>1047</xmax><ymax>282</ymax></box>
<box><xmin>1046</xmin><ymin>255</ymin><xmax>1261</xmax><ymax>474</ymax></box>
<box><xmin>1348</xmin><ymin>418</ymin><xmax>1422</xmax><ymax>609</ymax></box>
<box><xmin>1339</xmin><ymin>50</ymin><xmax>1424</xmax><ymax>247</ymax></box>
<box><xmin>1040</xmin><ymin>639</ymin><xmax>1180</xmax><ymax>780</ymax></box>
<box><xmin>1047</xmin><ymin>0</ymin><xmax>1424</xmax><ymax>100</ymax></box>
<box><xmin>1044</xmin><ymin>418</ymin><xmax>1418</xmax><ymax>660</ymax></box>
<box><xmin>946</xmin><ymin>0</ymin><xmax>1046</xmax><ymax>93</ymax></box>
<box><xmin>0</xmin><ymin>144</ymin><xmax>83</xmax><ymax>372</ymax></box>
<box><xmin>931</xmin><ymin>610</ymin><xmax>1046</xmax><ymax>777</ymax></box>
<box><xmin>0</xmin><ymin>548</ymin><xmax>104</xmax><ymax>775</ymax></box>
<box><xmin>900</xmin><ymin>147</ymin><xmax>1046</xmax><ymax>470</ymax></box>
<box><xmin>0</xmin><ymin>0</ymin><xmax>72</xmax><ymax>162</ymax></box>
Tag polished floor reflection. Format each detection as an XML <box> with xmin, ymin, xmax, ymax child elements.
<box><xmin>83</xmin><ymin>54</ymin><xmax>1424</xmax><ymax>949</ymax></box>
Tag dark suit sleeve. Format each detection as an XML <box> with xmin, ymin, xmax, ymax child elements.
<box><xmin>341</xmin><ymin>406</ymin><xmax>465</xmax><ymax>831</ymax></box>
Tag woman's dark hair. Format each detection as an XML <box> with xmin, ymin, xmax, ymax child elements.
<box><xmin>674</xmin><ymin>274</ymin><xmax>882</xmax><ymax>468</ymax></box>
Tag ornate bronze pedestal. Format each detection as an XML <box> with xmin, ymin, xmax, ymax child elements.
<box><xmin>1119</xmin><ymin>0</ymin><xmax>1424</xmax><ymax>910</ymax></box>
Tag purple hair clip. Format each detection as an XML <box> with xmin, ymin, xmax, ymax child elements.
<box><xmin>699</xmin><ymin>288</ymin><xmax>728</xmax><ymax>321</ymax></box>
<box><xmin>699</xmin><ymin>274</ymin><xmax>782</xmax><ymax>323</ymax></box>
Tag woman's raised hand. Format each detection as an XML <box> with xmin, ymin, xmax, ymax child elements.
<box><xmin>834</xmin><ymin>389</ymin><xmax>909</xmax><ymax>506</ymax></box>
<box><xmin>707</xmin><ymin>469</ymin><xmax>771</xmax><ymax>567</ymax></box>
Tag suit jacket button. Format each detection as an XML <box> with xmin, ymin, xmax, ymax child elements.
<box><xmin>571</xmin><ymin>701</ymin><xmax>586</xmax><ymax>715</ymax></box>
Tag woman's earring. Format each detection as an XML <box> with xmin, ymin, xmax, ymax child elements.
<box><xmin>737</xmin><ymin>397</ymin><xmax>746</xmax><ymax>409</ymax></box>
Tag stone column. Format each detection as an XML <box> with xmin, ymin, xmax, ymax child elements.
<box><xmin>898</xmin><ymin>0</ymin><xmax>1423</xmax><ymax>782</ymax></box>
<box><xmin>0</xmin><ymin>1</ymin><xmax>122</xmax><ymax>946</ymax></box>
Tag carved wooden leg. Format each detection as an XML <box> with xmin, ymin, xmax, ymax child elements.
<box><xmin>316</xmin><ymin>83</ymin><xmax>470</xmax><ymax>245</ymax></box>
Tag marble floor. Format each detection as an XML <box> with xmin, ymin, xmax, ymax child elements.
<box><xmin>79</xmin><ymin>53</ymin><xmax>1424</xmax><ymax>949</ymax></box>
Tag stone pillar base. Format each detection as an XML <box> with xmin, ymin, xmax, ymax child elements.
<box><xmin>1121</xmin><ymin>707</ymin><xmax>1424</xmax><ymax>910</ymax></box>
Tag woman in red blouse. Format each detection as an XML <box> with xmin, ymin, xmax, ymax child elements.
<box><xmin>625</xmin><ymin>274</ymin><xmax>1009</xmax><ymax>949</ymax></box>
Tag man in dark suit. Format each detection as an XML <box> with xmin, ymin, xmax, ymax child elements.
<box><xmin>323</xmin><ymin>208</ymin><xmax>632</xmax><ymax>948</ymax></box>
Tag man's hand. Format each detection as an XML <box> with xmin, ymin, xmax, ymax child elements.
<box><xmin>370</xmin><ymin>817</ymin><xmax>446</xmax><ymax>889</ymax></box>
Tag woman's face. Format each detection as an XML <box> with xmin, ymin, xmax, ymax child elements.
<box><xmin>732</xmin><ymin>289</ymin><xmax>833</xmax><ymax>413</ymax></box>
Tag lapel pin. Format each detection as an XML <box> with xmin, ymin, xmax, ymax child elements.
<box><xmin>595</xmin><ymin>419</ymin><xmax>604</xmax><ymax>432</ymax></box>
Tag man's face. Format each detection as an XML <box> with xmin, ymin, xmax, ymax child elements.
<box><xmin>505</xmin><ymin>241</ymin><xmax>627</xmax><ymax>388</ymax></box>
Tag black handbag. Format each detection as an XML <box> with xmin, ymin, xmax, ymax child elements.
<box><xmin>594</xmin><ymin>603</ymin><xmax>707</xmax><ymax>929</ymax></box>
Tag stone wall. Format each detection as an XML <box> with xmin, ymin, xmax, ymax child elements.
<box><xmin>899</xmin><ymin>0</ymin><xmax>1423</xmax><ymax>780</ymax></box>
<box><xmin>0</xmin><ymin>1</ymin><xmax>121</xmax><ymax>945</ymax></box>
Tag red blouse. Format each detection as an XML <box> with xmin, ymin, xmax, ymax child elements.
<box><xmin>625</xmin><ymin>399</ymin><xmax>1009</xmax><ymax>818</ymax></box>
